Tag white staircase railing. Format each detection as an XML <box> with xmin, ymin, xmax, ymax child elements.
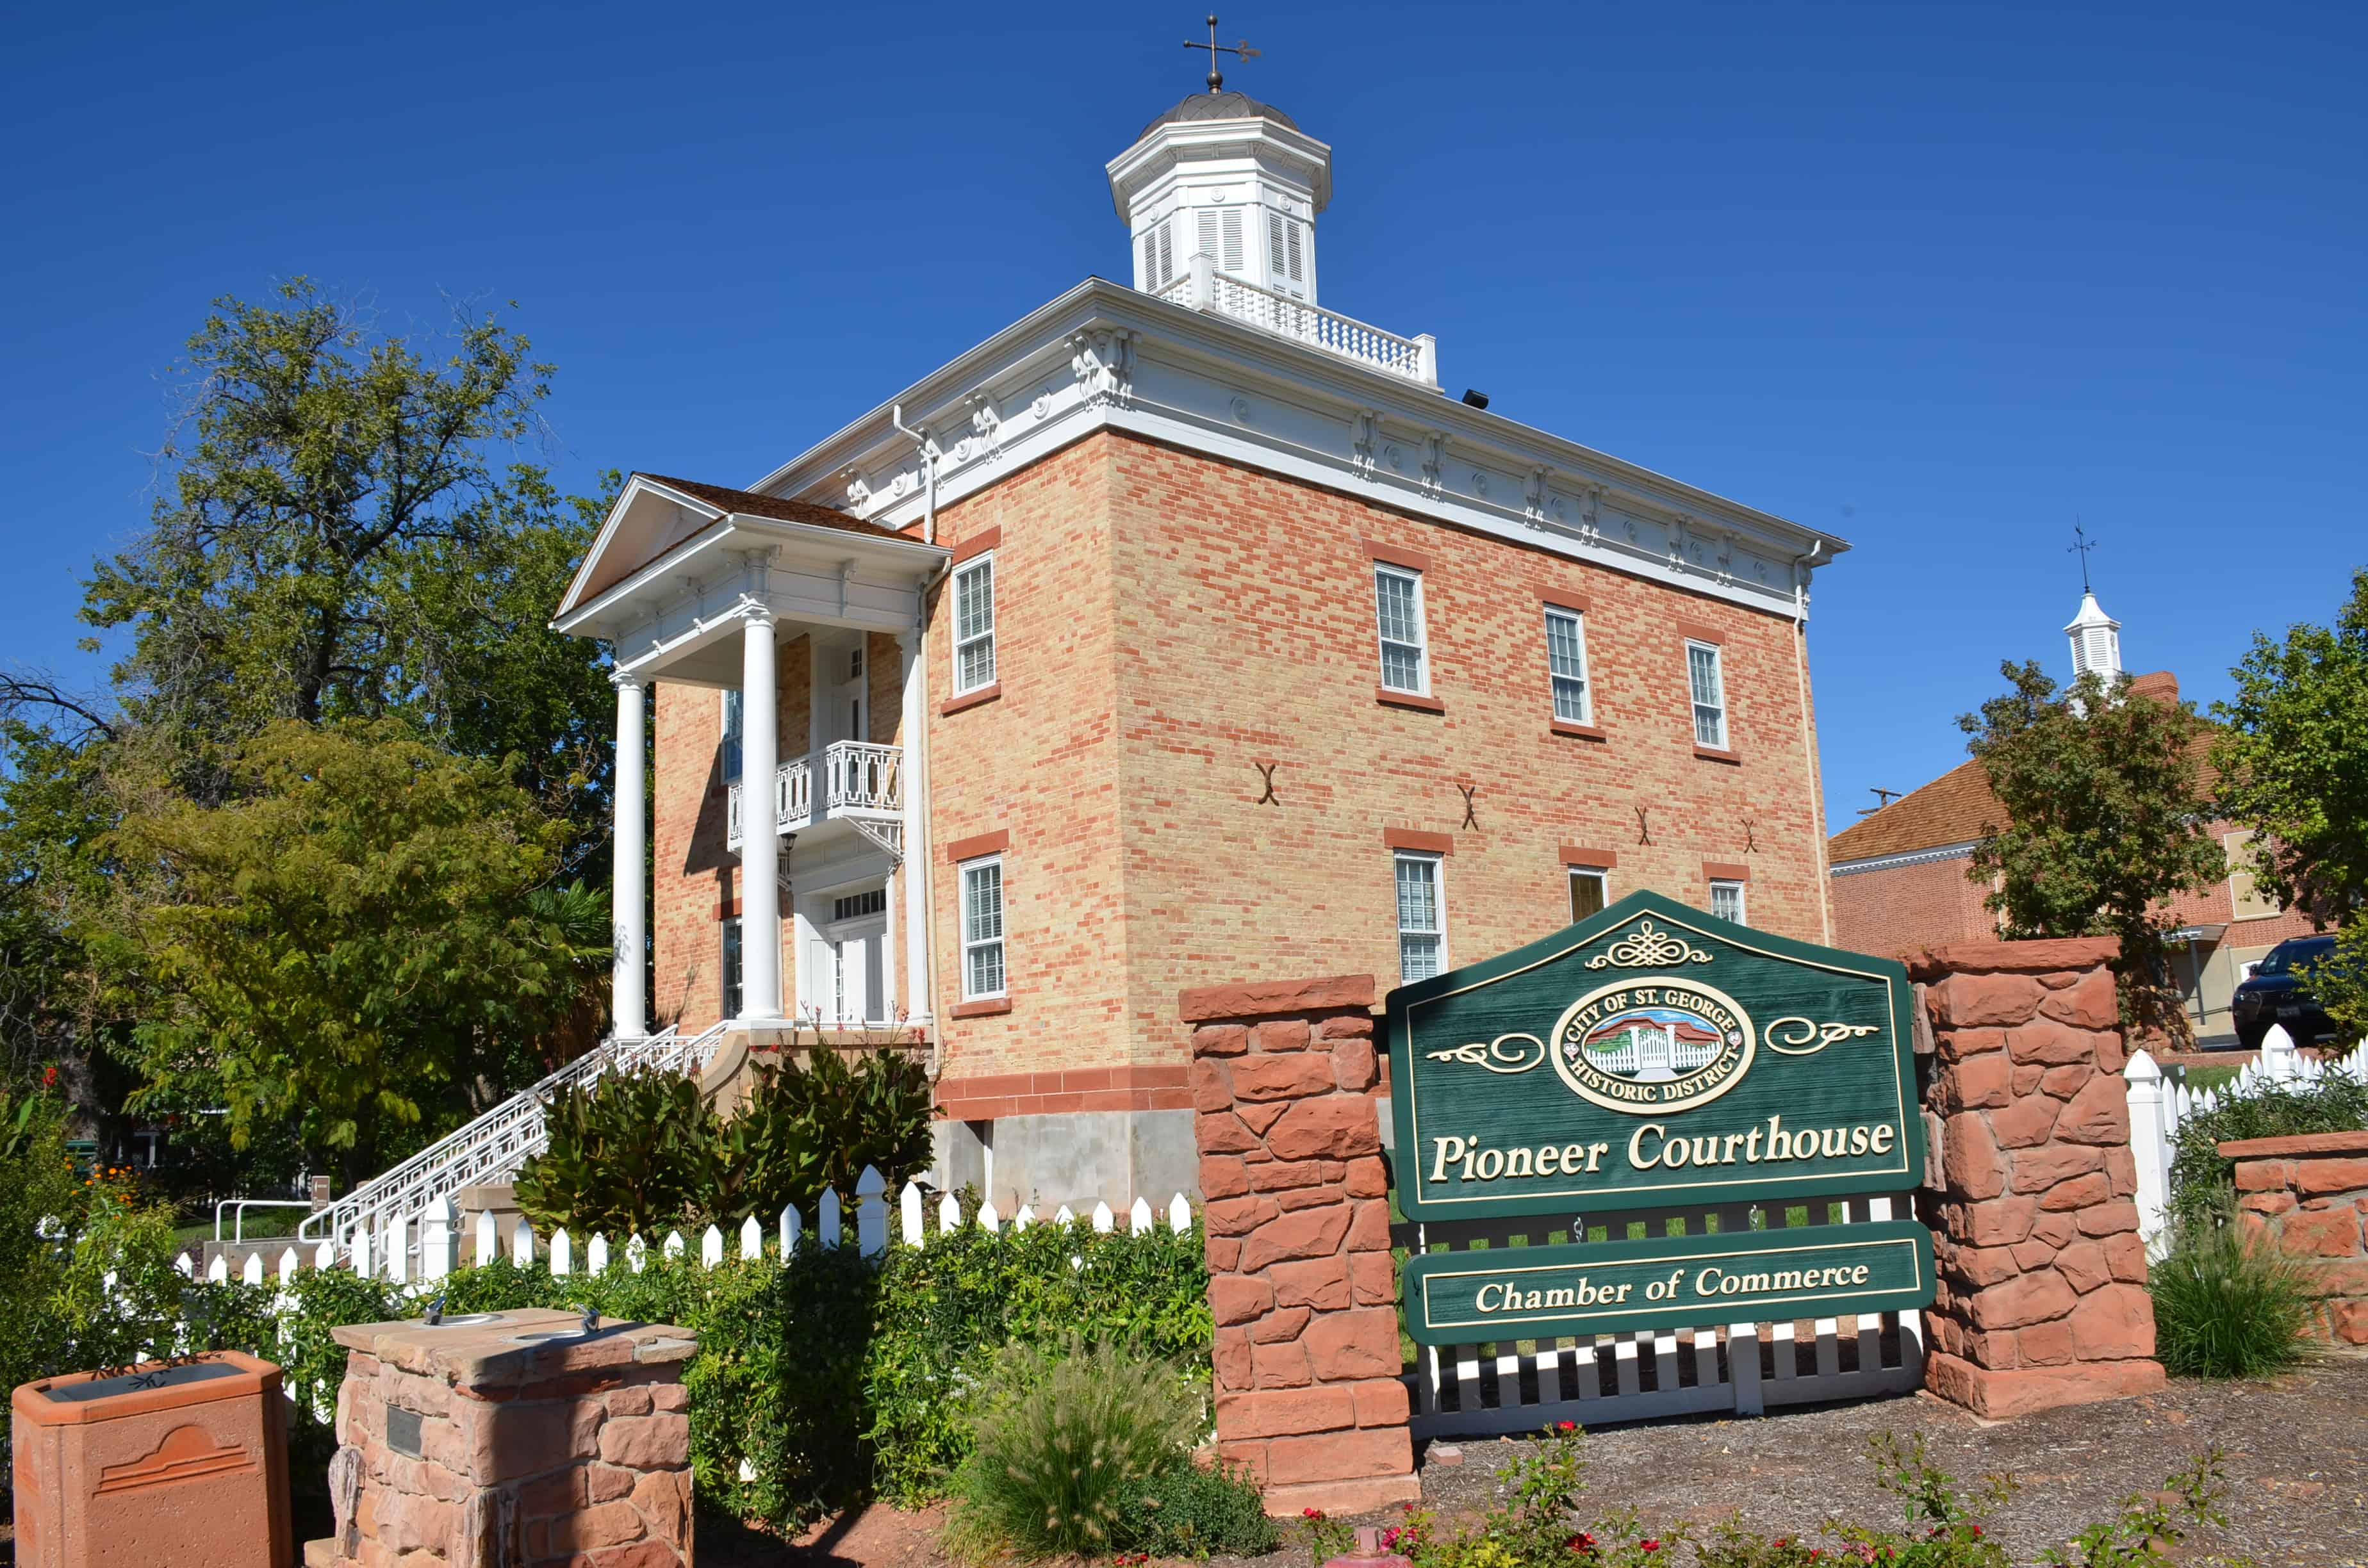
<box><xmin>299</xmin><ymin>1020</ymin><xmax>732</xmax><ymax>1254</ymax></box>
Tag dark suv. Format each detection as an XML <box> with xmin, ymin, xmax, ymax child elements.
<box><xmin>2230</xmin><ymin>935</ymin><xmax>2339</xmax><ymax>1049</ymax></box>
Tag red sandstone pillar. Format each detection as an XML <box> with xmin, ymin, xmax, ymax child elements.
<box><xmin>1907</xmin><ymin>938</ymin><xmax>2164</xmax><ymax>1418</ymax></box>
<box><xmin>1181</xmin><ymin>975</ymin><xmax>1419</xmax><ymax>1515</ymax></box>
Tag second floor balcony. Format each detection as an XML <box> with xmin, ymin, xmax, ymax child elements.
<box><xmin>727</xmin><ymin>740</ymin><xmax>904</xmax><ymax>849</ymax></box>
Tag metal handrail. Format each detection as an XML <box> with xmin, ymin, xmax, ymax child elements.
<box><xmin>298</xmin><ymin>1021</ymin><xmax>730</xmax><ymax>1249</ymax></box>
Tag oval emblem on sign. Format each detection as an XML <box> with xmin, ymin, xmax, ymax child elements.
<box><xmin>1550</xmin><ymin>977</ymin><xmax>1755</xmax><ymax>1115</ymax></box>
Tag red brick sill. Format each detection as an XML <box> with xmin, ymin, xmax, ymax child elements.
<box><xmin>940</xmin><ymin>682</ymin><xmax>1001</xmax><ymax>717</ymax></box>
<box><xmin>1693</xmin><ymin>745</ymin><xmax>1743</xmax><ymax>765</ymax></box>
<box><xmin>1550</xmin><ymin>720</ymin><xmax>1608</xmax><ymax>741</ymax></box>
<box><xmin>1376</xmin><ymin>687</ymin><xmax>1445</xmax><ymax>714</ymax></box>
<box><xmin>2217</xmin><ymin>1130</ymin><xmax>2368</xmax><ymax>1159</ymax></box>
<box><xmin>950</xmin><ymin>997</ymin><xmax>1012</xmax><ymax>1020</ymax></box>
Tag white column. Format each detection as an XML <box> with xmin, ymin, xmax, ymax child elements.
<box><xmin>610</xmin><ymin>669</ymin><xmax>648</xmax><ymax>1038</ymax></box>
<box><xmin>737</xmin><ymin>603</ymin><xmax>783</xmax><ymax>1020</ymax></box>
<box><xmin>898</xmin><ymin>628</ymin><xmax>930</xmax><ymax>1025</ymax></box>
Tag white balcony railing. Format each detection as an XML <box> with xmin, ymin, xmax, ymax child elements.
<box><xmin>727</xmin><ymin>740</ymin><xmax>904</xmax><ymax>848</ymax></box>
<box><xmin>1156</xmin><ymin>255</ymin><xmax>1438</xmax><ymax>388</ymax></box>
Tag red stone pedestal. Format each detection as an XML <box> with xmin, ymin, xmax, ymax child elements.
<box><xmin>12</xmin><ymin>1350</ymin><xmax>291</xmax><ymax>1568</ymax></box>
<box><xmin>308</xmin><ymin>1307</ymin><xmax>696</xmax><ymax>1567</ymax></box>
<box><xmin>1907</xmin><ymin>939</ymin><xmax>2165</xmax><ymax>1418</ymax></box>
<box><xmin>1181</xmin><ymin>974</ymin><xmax>1420</xmax><ymax>1515</ymax></box>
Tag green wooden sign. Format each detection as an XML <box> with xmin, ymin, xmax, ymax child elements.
<box><xmin>1401</xmin><ymin>1220</ymin><xmax>1934</xmax><ymax>1344</ymax></box>
<box><xmin>1386</xmin><ymin>891</ymin><xmax>1923</xmax><ymax>1220</ymax></box>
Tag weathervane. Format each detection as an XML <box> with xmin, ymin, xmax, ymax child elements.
<box><xmin>2068</xmin><ymin>521</ymin><xmax>2098</xmax><ymax>594</ymax></box>
<box><xmin>1185</xmin><ymin>14</ymin><xmax>1259</xmax><ymax>93</ymax></box>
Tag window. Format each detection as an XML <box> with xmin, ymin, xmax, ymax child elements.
<box><xmin>1568</xmin><ymin>867</ymin><xmax>1608</xmax><ymax>923</ymax></box>
<box><xmin>1545</xmin><ymin>608</ymin><xmax>1591</xmax><ymax>723</ymax></box>
<box><xmin>1709</xmin><ymin>879</ymin><xmax>1747</xmax><ymax>926</ymax></box>
<box><xmin>1395</xmin><ymin>852</ymin><xmax>1445</xmax><ymax>983</ymax></box>
<box><xmin>961</xmin><ymin>856</ymin><xmax>1007</xmax><ymax>1000</ymax></box>
<box><xmin>721</xmin><ymin>690</ymin><xmax>744</xmax><ymax>782</ymax></box>
<box><xmin>1687</xmin><ymin>641</ymin><xmax>1728</xmax><ymax>749</ymax></box>
<box><xmin>1374</xmin><ymin>566</ymin><xmax>1429</xmax><ymax>694</ymax></box>
<box><xmin>1265</xmin><ymin>211</ymin><xmax>1307</xmax><ymax>298</ymax></box>
<box><xmin>2224</xmin><ymin>831</ymin><xmax>2282</xmax><ymax>919</ymax></box>
<box><xmin>720</xmin><ymin>917</ymin><xmax>744</xmax><ymax>1018</ymax></box>
<box><xmin>953</xmin><ymin>556</ymin><xmax>996</xmax><ymax>694</ymax></box>
<box><xmin>833</xmin><ymin>888</ymin><xmax>886</xmax><ymax>922</ymax></box>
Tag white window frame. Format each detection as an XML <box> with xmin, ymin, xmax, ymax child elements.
<box><xmin>1545</xmin><ymin>607</ymin><xmax>1592</xmax><ymax>724</ymax></box>
<box><xmin>1709</xmin><ymin>878</ymin><xmax>1747</xmax><ymax>927</ymax></box>
<box><xmin>960</xmin><ymin>854</ymin><xmax>1007</xmax><ymax>1002</ymax></box>
<box><xmin>719</xmin><ymin>916</ymin><xmax>744</xmax><ymax>1019</ymax></box>
<box><xmin>1687</xmin><ymin>639</ymin><xmax>1729</xmax><ymax>750</ymax></box>
<box><xmin>953</xmin><ymin>554</ymin><xmax>997</xmax><ymax>696</ymax></box>
<box><xmin>1395</xmin><ymin>851</ymin><xmax>1447</xmax><ymax>984</ymax></box>
<box><xmin>1374</xmin><ymin>565</ymin><xmax>1430</xmax><ymax>696</ymax></box>
<box><xmin>720</xmin><ymin>690</ymin><xmax>744</xmax><ymax>782</ymax></box>
<box><xmin>1568</xmin><ymin>866</ymin><xmax>1609</xmax><ymax>924</ymax></box>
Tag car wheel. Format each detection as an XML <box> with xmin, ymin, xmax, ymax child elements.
<box><xmin>2235</xmin><ymin>1025</ymin><xmax>2265</xmax><ymax>1051</ymax></box>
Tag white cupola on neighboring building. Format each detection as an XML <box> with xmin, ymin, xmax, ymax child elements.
<box><xmin>2066</xmin><ymin>590</ymin><xmax>2123</xmax><ymax>683</ymax></box>
<box><xmin>1107</xmin><ymin>88</ymin><xmax>1332</xmax><ymax>305</ymax></box>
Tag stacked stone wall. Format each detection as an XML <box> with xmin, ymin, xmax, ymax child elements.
<box><xmin>2224</xmin><ymin>1130</ymin><xmax>2368</xmax><ymax>1346</ymax></box>
<box><xmin>1183</xmin><ymin>974</ymin><xmax>1419</xmax><ymax>1515</ymax></box>
<box><xmin>1907</xmin><ymin>938</ymin><xmax>2164</xmax><ymax>1418</ymax></box>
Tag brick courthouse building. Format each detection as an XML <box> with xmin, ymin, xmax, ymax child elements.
<box><xmin>553</xmin><ymin>85</ymin><xmax>1855</xmax><ymax>1209</ymax></box>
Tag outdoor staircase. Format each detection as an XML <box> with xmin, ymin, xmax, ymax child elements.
<box><xmin>298</xmin><ymin>1020</ymin><xmax>732</xmax><ymax>1257</ymax></box>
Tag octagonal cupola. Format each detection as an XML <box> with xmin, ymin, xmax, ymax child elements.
<box><xmin>1108</xmin><ymin>88</ymin><xmax>1333</xmax><ymax>306</ymax></box>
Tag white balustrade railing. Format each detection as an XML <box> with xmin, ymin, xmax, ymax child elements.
<box><xmin>297</xmin><ymin>1020</ymin><xmax>731</xmax><ymax>1258</ymax></box>
<box><xmin>727</xmin><ymin>742</ymin><xmax>903</xmax><ymax>849</ymax></box>
<box><xmin>190</xmin><ymin>1168</ymin><xmax>1197</xmax><ymax>1287</ymax></box>
<box><xmin>1156</xmin><ymin>256</ymin><xmax>1438</xmax><ymax>386</ymax></box>
<box><xmin>2126</xmin><ymin>1026</ymin><xmax>2368</xmax><ymax>1254</ymax></box>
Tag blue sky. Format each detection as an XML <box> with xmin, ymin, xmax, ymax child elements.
<box><xmin>3</xmin><ymin>1</ymin><xmax>2361</xmax><ymax>833</ymax></box>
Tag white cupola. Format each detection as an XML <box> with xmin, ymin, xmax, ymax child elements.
<box><xmin>1106</xmin><ymin>88</ymin><xmax>1332</xmax><ymax>306</ymax></box>
<box><xmin>2065</xmin><ymin>591</ymin><xmax>2123</xmax><ymax>683</ymax></box>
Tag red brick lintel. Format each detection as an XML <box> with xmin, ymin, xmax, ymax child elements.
<box><xmin>1179</xmin><ymin>974</ymin><xmax>1377</xmax><ymax>1023</ymax></box>
<box><xmin>1383</xmin><ymin>828</ymin><xmax>1454</xmax><ymax>856</ymax></box>
<box><xmin>1703</xmin><ymin>861</ymin><xmax>1751</xmax><ymax>882</ymax></box>
<box><xmin>1361</xmin><ymin>539</ymin><xmax>1432</xmax><ymax>573</ymax></box>
<box><xmin>950</xmin><ymin>525</ymin><xmax>1000</xmax><ymax>566</ymax></box>
<box><xmin>1903</xmin><ymin>936</ymin><xmax>2123</xmax><ymax>980</ymax></box>
<box><xmin>944</xmin><ymin>828</ymin><xmax>1008</xmax><ymax>863</ymax></box>
<box><xmin>2217</xmin><ymin>1130</ymin><xmax>2368</xmax><ymax>1160</ymax></box>
<box><xmin>937</xmin><ymin>1064</ymin><xmax>1189</xmax><ymax>1120</ymax></box>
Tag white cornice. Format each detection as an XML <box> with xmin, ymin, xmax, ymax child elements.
<box><xmin>1828</xmin><ymin>840</ymin><xmax>1980</xmax><ymax>878</ymax></box>
<box><xmin>746</xmin><ymin>279</ymin><xmax>1851</xmax><ymax>623</ymax></box>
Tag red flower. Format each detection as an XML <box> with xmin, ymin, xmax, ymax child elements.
<box><xmin>42</xmin><ymin>1065</ymin><xmax>57</xmax><ymax>1088</ymax></box>
<box><xmin>1640</xmin><ymin>1541</ymin><xmax>1660</xmax><ymax>1554</ymax></box>
<box><xmin>1303</xmin><ymin>1508</ymin><xmax>1324</xmax><ymax>1520</ymax></box>
<box><xmin>1969</xmin><ymin>1527</ymin><xmax>1983</xmax><ymax>1539</ymax></box>
<box><xmin>1566</xmin><ymin>1533</ymin><xmax>1597</xmax><ymax>1553</ymax></box>
<box><xmin>1556</xmin><ymin>1419</ymin><xmax>1576</xmax><ymax>1432</ymax></box>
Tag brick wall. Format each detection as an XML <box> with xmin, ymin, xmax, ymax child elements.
<box><xmin>650</xmin><ymin>430</ymin><xmax>1836</xmax><ymax>1100</ymax></box>
<box><xmin>2226</xmin><ymin>1130</ymin><xmax>2368</xmax><ymax>1346</ymax></box>
<box><xmin>1832</xmin><ymin>851</ymin><xmax>1997</xmax><ymax>957</ymax></box>
<box><xmin>1907</xmin><ymin>937</ymin><xmax>2164</xmax><ymax>1418</ymax></box>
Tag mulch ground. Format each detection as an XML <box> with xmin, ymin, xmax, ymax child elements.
<box><xmin>712</xmin><ymin>1354</ymin><xmax>2368</xmax><ymax>1568</ymax></box>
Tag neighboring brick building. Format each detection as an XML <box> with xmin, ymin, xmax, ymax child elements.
<box><xmin>554</xmin><ymin>85</ymin><xmax>1853</xmax><ymax>1208</ymax></box>
<box><xmin>1829</xmin><ymin>592</ymin><xmax>2319</xmax><ymax>1043</ymax></box>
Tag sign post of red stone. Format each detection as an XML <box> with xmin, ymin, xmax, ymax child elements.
<box><xmin>1181</xmin><ymin>974</ymin><xmax>1420</xmax><ymax>1515</ymax></box>
<box><xmin>1907</xmin><ymin>938</ymin><xmax>2164</xmax><ymax>1417</ymax></box>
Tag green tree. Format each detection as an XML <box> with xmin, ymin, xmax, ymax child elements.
<box><xmin>2212</xmin><ymin>567</ymin><xmax>2368</xmax><ymax>1036</ymax></box>
<box><xmin>96</xmin><ymin>720</ymin><xmax>610</xmax><ymax>1184</ymax></box>
<box><xmin>1959</xmin><ymin>660</ymin><xmax>2227</xmax><ymax>1044</ymax></box>
<box><xmin>77</xmin><ymin>279</ymin><xmax>616</xmax><ymax>872</ymax></box>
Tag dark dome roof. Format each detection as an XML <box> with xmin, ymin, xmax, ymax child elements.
<box><xmin>1137</xmin><ymin>90</ymin><xmax>1299</xmax><ymax>141</ymax></box>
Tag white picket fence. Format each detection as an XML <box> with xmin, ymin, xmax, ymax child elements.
<box><xmin>2125</xmin><ymin>1025</ymin><xmax>2368</xmax><ymax>1254</ymax></box>
<box><xmin>175</xmin><ymin>1166</ymin><xmax>1198</xmax><ymax>1289</ymax></box>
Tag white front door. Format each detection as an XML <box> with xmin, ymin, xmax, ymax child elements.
<box><xmin>818</xmin><ymin>917</ymin><xmax>887</xmax><ymax>1026</ymax></box>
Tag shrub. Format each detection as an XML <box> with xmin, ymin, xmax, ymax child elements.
<box><xmin>948</xmin><ymin>1335</ymin><xmax>1205</xmax><ymax>1560</ymax></box>
<box><xmin>513</xmin><ymin>1066</ymin><xmax>719</xmax><ymax>1236</ymax></box>
<box><xmin>1119</xmin><ymin>1457</ymin><xmax>1277</xmax><ymax>1558</ymax></box>
<box><xmin>2149</xmin><ymin>1205</ymin><xmax>2315</xmax><ymax>1378</ymax></box>
<box><xmin>2166</xmin><ymin>1070</ymin><xmax>2368</xmax><ymax>1230</ymax></box>
<box><xmin>514</xmin><ymin>1047</ymin><xmax>933</xmax><ymax>1237</ymax></box>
